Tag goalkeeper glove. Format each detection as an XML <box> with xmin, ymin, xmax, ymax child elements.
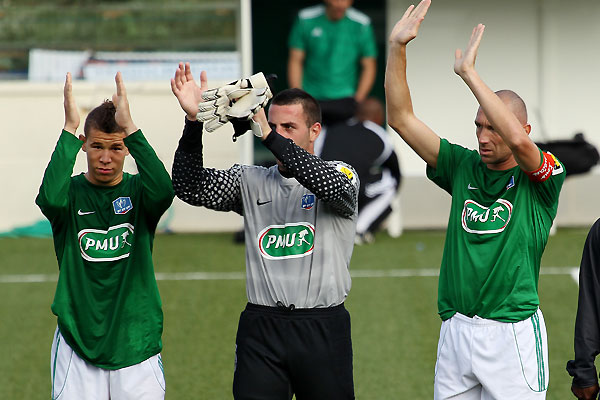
<box><xmin>197</xmin><ymin>72</ymin><xmax>273</xmax><ymax>133</ymax></box>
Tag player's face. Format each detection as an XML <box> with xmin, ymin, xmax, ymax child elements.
<box><xmin>81</xmin><ymin>128</ymin><xmax>129</xmax><ymax>186</ymax></box>
<box><xmin>268</xmin><ymin>103</ymin><xmax>320</xmax><ymax>154</ymax></box>
<box><xmin>325</xmin><ymin>0</ymin><xmax>352</xmax><ymax>20</ymax></box>
<box><xmin>474</xmin><ymin>107</ymin><xmax>516</xmax><ymax>170</ymax></box>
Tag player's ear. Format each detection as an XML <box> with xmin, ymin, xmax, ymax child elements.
<box><xmin>309</xmin><ymin>122</ymin><xmax>321</xmax><ymax>143</ymax></box>
<box><xmin>524</xmin><ymin>124</ymin><xmax>532</xmax><ymax>135</ymax></box>
<box><xmin>79</xmin><ymin>134</ymin><xmax>87</xmax><ymax>152</ymax></box>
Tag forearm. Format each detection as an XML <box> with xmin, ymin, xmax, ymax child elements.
<box><xmin>460</xmin><ymin>70</ymin><xmax>539</xmax><ymax>170</ymax></box>
<box><xmin>262</xmin><ymin>131</ymin><xmax>357</xmax><ymax>217</ymax></box>
<box><xmin>287</xmin><ymin>49</ymin><xmax>304</xmax><ymax>88</ymax></box>
<box><xmin>355</xmin><ymin>57</ymin><xmax>376</xmax><ymax>102</ymax></box>
<box><xmin>385</xmin><ymin>44</ymin><xmax>414</xmax><ymax>127</ymax></box>
<box><xmin>384</xmin><ymin>43</ymin><xmax>440</xmax><ymax>167</ymax></box>
<box><xmin>124</xmin><ymin>130</ymin><xmax>174</xmax><ymax>212</ymax></box>
<box><xmin>35</xmin><ymin>131</ymin><xmax>81</xmax><ymax>216</ymax></box>
<box><xmin>172</xmin><ymin>119</ymin><xmax>243</xmax><ymax>214</ymax></box>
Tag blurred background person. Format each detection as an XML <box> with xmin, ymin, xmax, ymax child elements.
<box><xmin>288</xmin><ymin>0</ymin><xmax>377</xmax><ymax>126</ymax></box>
<box><xmin>319</xmin><ymin>97</ymin><xmax>401</xmax><ymax>244</ymax></box>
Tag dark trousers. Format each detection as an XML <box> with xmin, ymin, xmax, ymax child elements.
<box><xmin>233</xmin><ymin>303</ymin><xmax>355</xmax><ymax>400</ymax></box>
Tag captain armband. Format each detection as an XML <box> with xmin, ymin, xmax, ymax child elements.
<box><xmin>525</xmin><ymin>151</ymin><xmax>559</xmax><ymax>182</ymax></box>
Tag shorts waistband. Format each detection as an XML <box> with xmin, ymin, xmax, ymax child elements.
<box><xmin>245</xmin><ymin>302</ymin><xmax>346</xmax><ymax>316</ymax></box>
<box><xmin>451</xmin><ymin>312</ymin><xmax>508</xmax><ymax>326</ymax></box>
<box><xmin>450</xmin><ymin>309</ymin><xmax>540</xmax><ymax>326</ymax></box>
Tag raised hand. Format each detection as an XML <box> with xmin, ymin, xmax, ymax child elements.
<box><xmin>112</xmin><ymin>71</ymin><xmax>138</xmax><ymax>134</ymax></box>
<box><xmin>170</xmin><ymin>62</ymin><xmax>208</xmax><ymax>120</ymax></box>
<box><xmin>63</xmin><ymin>72</ymin><xmax>80</xmax><ymax>134</ymax></box>
<box><xmin>454</xmin><ymin>24</ymin><xmax>485</xmax><ymax>78</ymax></box>
<box><xmin>388</xmin><ymin>0</ymin><xmax>431</xmax><ymax>46</ymax></box>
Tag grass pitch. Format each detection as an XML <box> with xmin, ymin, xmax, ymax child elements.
<box><xmin>0</xmin><ymin>228</ymin><xmax>588</xmax><ymax>399</ymax></box>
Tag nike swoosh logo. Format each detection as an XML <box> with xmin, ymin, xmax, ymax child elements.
<box><xmin>256</xmin><ymin>200</ymin><xmax>272</xmax><ymax>206</ymax></box>
<box><xmin>467</xmin><ymin>184</ymin><xmax>478</xmax><ymax>190</ymax></box>
<box><xmin>78</xmin><ymin>209</ymin><xmax>96</xmax><ymax>216</ymax></box>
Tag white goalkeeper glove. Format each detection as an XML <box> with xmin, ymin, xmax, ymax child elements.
<box><xmin>196</xmin><ymin>72</ymin><xmax>273</xmax><ymax>134</ymax></box>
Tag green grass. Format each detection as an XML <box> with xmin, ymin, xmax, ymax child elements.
<box><xmin>0</xmin><ymin>229</ymin><xmax>588</xmax><ymax>399</ymax></box>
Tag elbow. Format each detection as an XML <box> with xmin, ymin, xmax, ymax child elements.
<box><xmin>510</xmin><ymin>136</ymin><xmax>534</xmax><ymax>155</ymax></box>
<box><xmin>387</xmin><ymin>113</ymin><xmax>409</xmax><ymax>135</ymax></box>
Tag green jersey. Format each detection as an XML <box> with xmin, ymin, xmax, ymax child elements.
<box><xmin>288</xmin><ymin>5</ymin><xmax>377</xmax><ymax>100</ymax></box>
<box><xmin>36</xmin><ymin>130</ymin><xmax>174</xmax><ymax>369</ymax></box>
<box><xmin>427</xmin><ymin>139</ymin><xmax>565</xmax><ymax>322</ymax></box>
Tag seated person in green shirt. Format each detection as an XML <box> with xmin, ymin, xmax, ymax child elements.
<box><xmin>36</xmin><ymin>72</ymin><xmax>174</xmax><ymax>400</ymax></box>
<box><xmin>288</xmin><ymin>0</ymin><xmax>377</xmax><ymax>125</ymax></box>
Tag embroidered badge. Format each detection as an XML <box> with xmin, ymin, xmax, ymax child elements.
<box><xmin>112</xmin><ymin>197</ymin><xmax>133</xmax><ymax>215</ymax></box>
<box><xmin>506</xmin><ymin>175</ymin><xmax>515</xmax><ymax>190</ymax></box>
<box><xmin>301</xmin><ymin>194</ymin><xmax>315</xmax><ymax>210</ymax></box>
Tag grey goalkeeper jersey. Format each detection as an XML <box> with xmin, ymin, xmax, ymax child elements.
<box><xmin>173</xmin><ymin>119</ymin><xmax>358</xmax><ymax>308</ymax></box>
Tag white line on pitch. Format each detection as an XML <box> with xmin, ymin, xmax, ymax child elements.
<box><xmin>0</xmin><ymin>267</ymin><xmax>579</xmax><ymax>284</ymax></box>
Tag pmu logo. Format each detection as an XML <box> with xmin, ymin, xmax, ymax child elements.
<box><xmin>461</xmin><ymin>199</ymin><xmax>513</xmax><ymax>234</ymax></box>
<box><xmin>258</xmin><ymin>222</ymin><xmax>315</xmax><ymax>260</ymax></box>
<box><xmin>78</xmin><ymin>223</ymin><xmax>134</xmax><ymax>262</ymax></box>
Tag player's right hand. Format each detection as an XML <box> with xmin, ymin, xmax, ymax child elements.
<box><xmin>63</xmin><ymin>72</ymin><xmax>80</xmax><ymax>135</ymax></box>
<box><xmin>388</xmin><ymin>0</ymin><xmax>431</xmax><ymax>46</ymax></box>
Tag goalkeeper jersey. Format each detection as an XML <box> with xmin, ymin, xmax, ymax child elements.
<box><xmin>36</xmin><ymin>130</ymin><xmax>174</xmax><ymax>369</ymax></box>
<box><xmin>427</xmin><ymin>139</ymin><xmax>565</xmax><ymax>322</ymax></box>
<box><xmin>173</xmin><ymin>119</ymin><xmax>358</xmax><ymax>308</ymax></box>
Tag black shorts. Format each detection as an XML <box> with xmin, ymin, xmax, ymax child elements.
<box><xmin>232</xmin><ymin>303</ymin><xmax>354</xmax><ymax>400</ymax></box>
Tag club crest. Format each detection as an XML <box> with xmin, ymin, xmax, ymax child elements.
<box><xmin>301</xmin><ymin>194</ymin><xmax>315</xmax><ymax>210</ymax></box>
<box><xmin>113</xmin><ymin>197</ymin><xmax>133</xmax><ymax>215</ymax></box>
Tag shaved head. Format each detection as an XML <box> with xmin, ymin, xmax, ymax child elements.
<box><xmin>495</xmin><ymin>90</ymin><xmax>528</xmax><ymax>125</ymax></box>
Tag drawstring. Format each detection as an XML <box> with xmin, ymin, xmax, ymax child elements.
<box><xmin>276</xmin><ymin>301</ymin><xmax>296</xmax><ymax>311</ymax></box>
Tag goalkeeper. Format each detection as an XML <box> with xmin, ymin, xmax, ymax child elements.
<box><xmin>171</xmin><ymin>62</ymin><xmax>359</xmax><ymax>399</ymax></box>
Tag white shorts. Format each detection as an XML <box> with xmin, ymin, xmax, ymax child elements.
<box><xmin>51</xmin><ymin>327</ymin><xmax>166</xmax><ymax>400</ymax></box>
<box><xmin>434</xmin><ymin>309</ymin><xmax>548</xmax><ymax>400</ymax></box>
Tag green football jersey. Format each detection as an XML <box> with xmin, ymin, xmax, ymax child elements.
<box><xmin>427</xmin><ymin>139</ymin><xmax>565</xmax><ymax>322</ymax></box>
<box><xmin>36</xmin><ymin>130</ymin><xmax>174</xmax><ymax>369</ymax></box>
<box><xmin>288</xmin><ymin>5</ymin><xmax>377</xmax><ymax>100</ymax></box>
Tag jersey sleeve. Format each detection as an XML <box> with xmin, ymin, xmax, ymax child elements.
<box><xmin>288</xmin><ymin>15</ymin><xmax>305</xmax><ymax>51</ymax></box>
<box><xmin>35</xmin><ymin>130</ymin><xmax>82</xmax><ymax>223</ymax></box>
<box><xmin>262</xmin><ymin>130</ymin><xmax>359</xmax><ymax>218</ymax></box>
<box><xmin>124</xmin><ymin>129</ymin><xmax>174</xmax><ymax>223</ymax></box>
<box><xmin>172</xmin><ymin>119</ymin><xmax>244</xmax><ymax>215</ymax></box>
<box><xmin>567</xmin><ymin>218</ymin><xmax>600</xmax><ymax>388</ymax></box>
<box><xmin>426</xmin><ymin>139</ymin><xmax>474</xmax><ymax>195</ymax></box>
<box><xmin>359</xmin><ymin>21</ymin><xmax>377</xmax><ymax>58</ymax></box>
<box><xmin>526</xmin><ymin>150</ymin><xmax>566</xmax><ymax>208</ymax></box>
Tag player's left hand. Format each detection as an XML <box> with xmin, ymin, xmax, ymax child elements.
<box><xmin>454</xmin><ymin>23</ymin><xmax>485</xmax><ymax>78</ymax></box>
<box><xmin>63</xmin><ymin>72</ymin><xmax>80</xmax><ymax>135</ymax></box>
<box><xmin>197</xmin><ymin>72</ymin><xmax>273</xmax><ymax>133</ymax></box>
<box><xmin>112</xmin><ymin>72</ymin><xmax>138</xmax><ymax>135</ymax></box>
